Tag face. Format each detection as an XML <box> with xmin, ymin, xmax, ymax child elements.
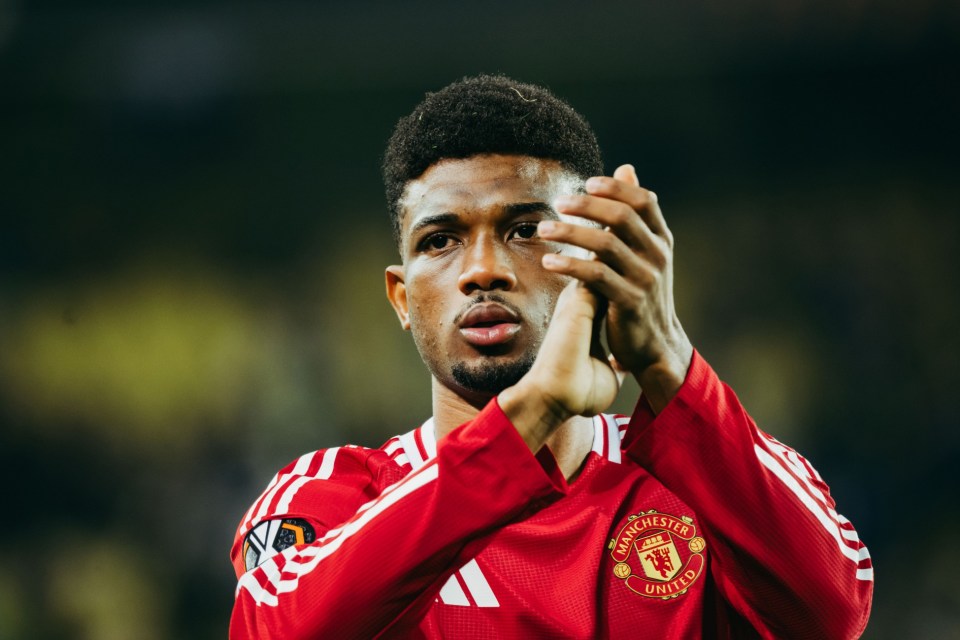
<box><xmin>385</xmin><ymin>154</ymin><xmax>587</xmax><ymax>405</ymax></box>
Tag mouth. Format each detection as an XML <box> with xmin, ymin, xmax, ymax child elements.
<box><xmin>458</xmin><ymin>303</ymin><xmax>522</xmax><ymax>347</ymax></box>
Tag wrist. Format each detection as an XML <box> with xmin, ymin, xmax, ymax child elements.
<box><xmin>633</xmin><ymin>336</ymin><xmax>693</xmax><ymax>414</ymax></box>
<box><xmin>499</xmin><ymin>379</ymin><xmax>573</xmax><ymax>452</ymax></box>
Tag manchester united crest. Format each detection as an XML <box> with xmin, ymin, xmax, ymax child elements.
<box><xmin>608</xmin><ymin>510</ymin><xmax>706</xmax><ymax>599</ymax></box>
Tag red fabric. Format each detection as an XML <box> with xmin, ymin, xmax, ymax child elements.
<box><xmin>230</xmin><ymin>351</ymin><xmax>872</xmax><ymax>639</ymax></box>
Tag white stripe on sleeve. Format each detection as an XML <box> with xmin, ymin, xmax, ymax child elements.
<box><xmin>238</xmin><ymin>461</ymin><xmax>441</xmax><ymax>605</ymax></box>
<box><xmin>243</xmin><ymin>451</ymin><xmax>319</xmax><ymax>532</ymax></box>
<box><xmin>316</xmin><ymin>447</ymin><xmax>338</xmax><ymax>480</ymax></box>
<box><xmin>754</xmin><ymin>445</ymin><xmax>868</xmax><ymax>572</ymax></box>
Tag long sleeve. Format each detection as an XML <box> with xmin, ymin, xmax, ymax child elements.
<box><xmin>229</xmin><ymin>399</ymin><xmax>566</xmax><ymax>639</ymax></box>
<box><xmin>626</xmin><ymin>350</ymin><xmax>873</xmax><ymax>639</ymax></box>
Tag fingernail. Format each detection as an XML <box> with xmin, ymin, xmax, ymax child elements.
<box><xmin>543</xmin><ymin>254</ymin><xmax>563</xmax><ymax>267</ymax></box>
<box><xmin>553</xmin><ymin>195</ymin><xmax>573</xmax><ymax>209</ymax></box>
<box><xmin>585</xmin><ymin>177</ymin><xmax>603</xmax><ymax>190</ymax></box>
<box><xmin>538</xmin><ymin>220</ymin><xmax>556</xmax><ymax>234</ymax></box>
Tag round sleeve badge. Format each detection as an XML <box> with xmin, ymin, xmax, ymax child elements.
<box><xmin>243</xmin><ymin>518</ymin><xmax>316</xmax><ymax>572</ymax></box>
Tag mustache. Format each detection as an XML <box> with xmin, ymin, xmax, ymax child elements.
<box><xmin>453</xmin><ymin>293</ymin><xmax>523</xmax><ymax>326</ymax></box>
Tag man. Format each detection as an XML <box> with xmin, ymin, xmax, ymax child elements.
<box><xmin>230</xmin><ymin>75</ymin><xmax>873</xmax><ymax>638</ymax></box>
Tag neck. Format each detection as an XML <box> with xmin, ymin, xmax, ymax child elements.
<box><xmin>431</xmin><ymin>377</ymin><xmax>595</xmax><ymax>481</ymax></box>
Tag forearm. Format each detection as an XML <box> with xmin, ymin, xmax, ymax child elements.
<box><xmin>632</xmin><ymin>326</ymin><xmax>693</xmax><ymax>414</ymax></box>
<box><xmin>230</xmin><ymin>400</ymin><xmax>565</xmax><ymax>639</ymax></box>
<box><xmin>628</xmin><ymin>351</ymin><xmax>872</xmax><ymax>638</ymax></box>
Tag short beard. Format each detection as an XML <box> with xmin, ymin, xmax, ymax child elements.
<box><xmin>451</xmin><ymin>353</ymin><xmax>536</xmax><ymax>396</ymax></box>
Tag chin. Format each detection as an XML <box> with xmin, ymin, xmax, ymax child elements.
<box><xmin>450</xmin><ymin>353</ymin><xmax>535</xmax><ymax>396</ymax></box>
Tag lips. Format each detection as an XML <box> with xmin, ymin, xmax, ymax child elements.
<box><xmin>458</xmin><ymin>303</ymin><xmax>521</xmax><ymax>347</ymax></box>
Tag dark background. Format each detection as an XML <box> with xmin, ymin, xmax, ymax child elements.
<box><xmin>1</xmin><ymin>1</ymin><xmax>958</xmax><ymax>637</ymax></box>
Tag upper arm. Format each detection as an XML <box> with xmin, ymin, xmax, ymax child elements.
<box><xmin>230</xmin><ymin>446</ymin><xmax>390</xmax><ymax>578</ymax></box>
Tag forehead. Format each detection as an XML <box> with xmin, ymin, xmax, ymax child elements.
<box><xmin>400</xmin><ymin>154</ymin><xmax>581</xmax><ymax>230</ymax></box>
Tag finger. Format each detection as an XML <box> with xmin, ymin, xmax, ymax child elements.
<box><xmin>612</xmin><ymin>163</ymin><xmax>640</xmax><ymax>187</ymax></box>
<box><xmin>538</xmin><ymin>220</ymin><xmax>648</xmax><ymax>277</ymax></box>
<box><xmin>584</xmin><ymin>175</ymin><xmax>671</xmax><ymax>242</ymax></box>
<box><xmin>542</xmin><ymin>253</ymin><xmax>647</xmax><ymax>309</ymax></box>
<box><xmin>552</xmin><ymin>194</ymin><xmax>666</xmax><ymax>262</ymax></box>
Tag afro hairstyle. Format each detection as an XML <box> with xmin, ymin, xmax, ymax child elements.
<box><xmin>382</xmin><ymin>74</ymin><xmax>604</xmax><ymax>247</ymax></box>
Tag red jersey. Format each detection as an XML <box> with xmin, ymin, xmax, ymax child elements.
<box><xmin>230</xmin><ymin>351</ymin><xmax>873</xmax><ymax>638</ymax></box>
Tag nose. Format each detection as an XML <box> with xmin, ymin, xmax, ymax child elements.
<box><xmin>458</xmin><ymin>234</ymin><xmax>518</xmax><ymax>294</ymax></box>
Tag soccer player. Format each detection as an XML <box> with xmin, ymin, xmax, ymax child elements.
<box><xmin>230</xmin><ymin>75</ymin><xmax>873</xmax><ymax>638</ymax></box>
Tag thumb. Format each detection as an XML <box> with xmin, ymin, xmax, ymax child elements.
<box><xmin>613</xmin><ymin>163</ymin><xmax>640</xmax><ymax>187</ymax></box>
<box><xmin>540</xmin><ymin>281</ymin><xmax>598</xmax><ymax>363</ymax></box>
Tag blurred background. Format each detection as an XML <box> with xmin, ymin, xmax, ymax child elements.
<box><xmin>1</xmin><ymin>0</ymin><xmax>958</xmax><ymax>637</ymax></box>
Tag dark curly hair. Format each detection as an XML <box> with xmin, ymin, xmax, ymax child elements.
<box><xmin>382</xmin><ymin>74</ymin><xmax>604</xmax><ymax>247</ymax></box>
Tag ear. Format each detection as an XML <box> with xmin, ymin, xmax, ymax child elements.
<box><xmin>385</xmin><ymin>265</ymin><xmax>410</xmax><ymax>330</ymax></box>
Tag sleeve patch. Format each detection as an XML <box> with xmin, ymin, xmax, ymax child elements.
<box><xmin>243</xmin><ymin>518</ymin><xmax>316</xmax><ymax>572</ymax></box>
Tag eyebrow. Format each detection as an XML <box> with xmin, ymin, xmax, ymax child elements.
<box><xmin>408</xmin><ymin>202</ymin><xmax>559</xmax><ymax>238</ymax></box>
<box><xmin>409</xmin><ymin>213</ymin><xmax>459</xmax><ymax>238</ymax></box>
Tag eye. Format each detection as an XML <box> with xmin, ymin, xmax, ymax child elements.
<box><xmin>418</xmin><ymin>233</ymin><xmax>457</xmax><ymax>252</ymax></box>
<box><xmin>510</xmin><ymin>222</ymin><xmax>539</xmax><ymax>240</ymax></box>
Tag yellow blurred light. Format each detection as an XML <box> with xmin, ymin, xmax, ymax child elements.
<box><xmin>0</xmin><ymin>266</ymin><xmax>263</xmax><ymax>452</ymax></box>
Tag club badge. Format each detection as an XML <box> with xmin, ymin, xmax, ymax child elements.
<box><xmin>608</xmin><ymin>510</ymin><xmax>706</xmax><ymax>599</ymax></box>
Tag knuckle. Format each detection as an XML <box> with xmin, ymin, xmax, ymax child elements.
<box><xmin>635</xmin><ymin>266</ymin><xmax>655</xmax><ymax>288</ymax></box>
<box><xmin>630</xmin><ymin>189</ymin><xmax>657</xmax><ymax>212</ymax></box>
<box><xmin>621</xmin><ymin>286</ymin><xmax>644</xmax><ymax>310</ymax></box>
<box><xmin>549</xmin><ymin>222</ymin><xmax>570</xmax><ymax>240</ymax></box>
<box><xmin>597</xmin><ymin>230</ymin><xmax>618</xmax><ymax>255</ymax></box>
<box><xmin>611</xmin><ymin>206</ymin><xmax>631</xmax><ymax>227</ymax></box>
<box><xmin>649</xmin><ymin>245</ymin><xmax>668</xmax><ymax>269</ymax></box>
<box><xmin>628</xmin><ymin>196</ymin><xmax>647</xmax><ymax>212</ymax></box>
<box><xmin>588</xmin><ymin>261</ymin><xmax>607</xmax><ymax>281</ymax></box>
<box><xmin>583</xmin><ymin>260</ymin><xmax>599</xmax><ymax>278</ymax></box>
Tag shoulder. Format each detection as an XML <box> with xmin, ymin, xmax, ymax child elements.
<box><xmin>230</xmin><ymin>438</ymin><xmax>413</xmax><ymax>574</ymax></box>
<box><xmin>239</xmin><ymin>442</ymin><xmax>405</xmax><ymax>529</ymax></box>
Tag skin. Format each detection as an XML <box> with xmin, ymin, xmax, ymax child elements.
<box><xmin>386</xmin><ymin>154</ymin><xmax>692</xmax><ymax>480</ymax></box>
